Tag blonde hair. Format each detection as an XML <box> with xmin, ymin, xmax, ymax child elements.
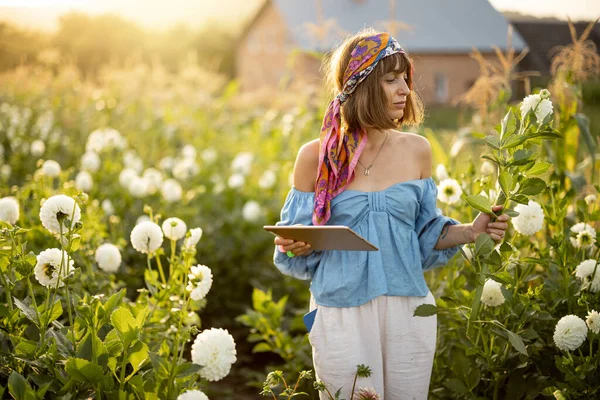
<box><xmin>323</xmin><ymin>28</ymin><xmax>424</xmax><ymax>132</ymax></box>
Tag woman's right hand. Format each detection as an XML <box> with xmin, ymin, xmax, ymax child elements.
<box><xmin>274</xmin><ymin>236</ymin><xmax>313</xmax><ymax>257</ymax></box>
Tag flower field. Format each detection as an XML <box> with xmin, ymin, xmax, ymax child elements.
<box><xmin>1</xmin><ymin>24</ymin><xmax>600</xmax><ymax>400</ymax></box>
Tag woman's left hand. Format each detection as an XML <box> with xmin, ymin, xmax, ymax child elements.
<box><xmin>470</xmin><ymin>205</ymin><xmax>511</xmax><ymax>243</ymax></box>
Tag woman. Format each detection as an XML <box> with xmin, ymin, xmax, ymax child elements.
<box><xmin>273</xmin><ymin>29</ymin><xmax>510</xmax><ymax>399</ymax></box>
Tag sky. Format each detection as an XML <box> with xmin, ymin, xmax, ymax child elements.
<box><xmin>0</xmin><ymin>0</ymin><xmax>597</xmax><ymax>31</ymax></box>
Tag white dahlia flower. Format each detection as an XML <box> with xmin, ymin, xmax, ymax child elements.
<box><xmin>123</xmin><ymin>150</ymin><xmax>143</xmax><ymax>173</ymax></box>
<box><xmin>101</xmin><ymin>199</ymin><xmax>115</xmax><ymax>215</ymax></box>
<box><xmin>512</xmin><ymin>200</ymin><xmax>544</xmax><ymax>236</ymax></box>
<box><xmin>520</xmin><ymin>94</ymin><xmax>553</xmax><ymax>123</ymax></box>
<box><xmin>190</xmin><ymin>328</ymin><xmax>237</xmax><ymax>381</ymax></box>
<box><xmin>182</xmin><ymin>144</ymin><xmax>197</xmax><ymax>159</ymax></box>
<box><xmin>95</xmin><ymin>243</ymin><xmax>122</xmax><ymax>273</ymax></box>
<box><xmin>481</xmin><ymin>279</ymin><xmax>505</xmax><ymax>307</ymax></box>
<box><xmin>119</xmin><ymin>168</ymin><xmax>138</xmax><ymax>189</ymax></box>
<box><xmin>75</xmin><ymin>171</ymin><xmax>93</xmax><ymax>192</ymax></box>
<box><xmin>30</xmin><ymin>140</ymin><xmax>46</xmax><ymax>156</ymax></box>
<box><xmin>435</xmin><ymin>164</ymin><xmax>449</xmax><ymax>181</ymax></box>
<box><xmin>34</xmin><ymin>248</ymin><xmax>75</xmax><ymax>288</ymax></box>
<box><xmin>162</xmin><ymin>217</ymin><xmax>187</xmax><ymax>241</ymax></box>
<box><xmin>130</xmin><ymin>221</ymin><xmax>163</xmax><ymax>254</ymax></box>
<box><xmin>39</xmin><ymin>195</ymin><xmax>81</xmax><ymax>234</ymax></box>
<box><xmin>81</xmin><ymin>151</ymin><xmax>101</xmax><ymax>173</ymax></box>
<box><xmin>142</xmin><ymin>168</ymin><xmax>163</xmax><ymax>194</ymax></box>
<box><xmin>231</xmin><ymin>152</ymin><xmax>253</xmax><ymax>175</ymax></box>
<box><xmin>86</xmin><ymin>128</ymin><xmax>126</xmax><ymax>152</ymax></box>
<box><xmin>242</xmin><ymin>201</ymin><xmax>262</xmax><ymax>222</ymax></box>
<box><xmin>258</xmin><ymin>169</ymin><xmax>277</xmax><ymax>189</ymax></box>
<box><xmin>41</xmin><ymin>160</ymin><xmax>61</xmax><ymax>177</ymax></box>
<box><xmin>136</xmin><ymin>215</ymin><xmax>151</xmax><ymax>225</ymax></box>
<box><xmin>569</xmin><ymin>223</ymin><xmax>596</xmax><ymax>249</ymax></box>
<box><xmin>173</xmin><ymin>158</ymin><xmax>199</xmax><ymax>181</ymax></box>
<box><xmin>0</xmin><ymin>165</ymin><xmax>11</xmax><ymax>180</ymax></box>
<box><xmin>183</xmin><ymin>228</ymin><xmax>203</xmax><ymax>249</ymax></box>
<box><xmin>574</xmin><ymin>259</ymin><xmax>600</xmax><ymax>292</ymax></box>
<box><xmin>159</xmin><ymin>156</ymin><xmax>174</xmax><ymax>172</ymax></box>
<box><xmin>177</xmin><ymin>390</ymin><xmax>209</xmax><ymax>400</ymax></box>
<box><xmin>186</xmin><ymin>264</ymin><xmax>213</xmax><ymax>301</ymax></box>
<box><xmin>0</xmin><ymin>196</ymin><xmax>19</xmax><ymax>225</ymax></box>
<box><xmin>586</xmin><ymin>310</ymin><xmax>600</xmax><ymax>334</ymax></box>
<box><xmin>553</xmin><ymin>315</ymin><xmax>587</xmax><ymax>351</ymax></box>
<box><xmin>590</xmin><ymin>271</ymin><xmax>600</xmax><ymax>293</ymax></box>
<box><xmin>228</xmin><ymin>173</ymin><xmax>245</xmax><ymax>189</ymax></box>
<box><xmin>585</xmin><ymin>194</ymin><xmax>597</xmax><ymax>205</ymax></box>
<box><xmin>201</xmin><ymin>148</ymin><xmax>217</xmax><ymax>164</ymax></box>
<box><xmin>161</xmin><ymin>179</ymin><xmax>183</xmax><ymax>203</ymax></box>
<box><xmin>574</xmin><ymin>259</ymin><xmax>598</xmax><ymax>280</ymax></box>
<box><xmin>128</xmin><ymin>176</ymin><xmax>149</xmax><ymax>198</ymax></box>
<box><xmin>480</xmin><ymin>160</ymin><xmax>495</xmax><ymax>176</ymax></box>
<box><xmin>437</xmin><ymin>179</ymin><xmax>462</xmax><ymax>204</ymax></box>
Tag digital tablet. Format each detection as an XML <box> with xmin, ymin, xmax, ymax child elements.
<box><xmin>263</xmin><ymin>225</ymin><xmax>379</xmax><ymax>251</ymax></box>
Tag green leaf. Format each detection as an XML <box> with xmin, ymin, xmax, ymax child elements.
<box><xmin>484</xmin><ymin>135</ymin><xmax>501</xmax><ymax>150</ymax></box>
<box><xmin>511</xmin><ymin>194</ymin><xmax>529</xmax><ymax>205</ymax></box>
<box><xmin>149</xmin><ymin>352</ymin><xmax>170</xmax><ymax>380</ymax></box>
<box><xmin>444</xmin><ymin>378</ymin><xmax>468</xmax><ymax>394</ymax></box>
<box><xmin>252</xmin><ymin>342</ymin><xmax>273</xmax><ymax>353</ymax></box>
<box><xmin>413</xmin><ymin>304</ymin><xmax>438</xmax><ymax>317</ymax></box>
<box><xmin>466</xmin><ymin>368</ymin><xmax>481</xmax><ymax>391</ymax></box>
<box><xmin>41</xmin><ymin>300</ymin><xmax>63</xmax><ymax>327</ymax></box>
<box><xmin>127</xmin><ymin>341</ymin><xmax>149</xmax><ymax>375</ymax></box>
<box><xmin>526</xmin><ymin>161</ymin><xmax>552</xmax><ymax>176</ymax></box>
<box><xmin>500</xmin><ymin>109</ymin><xmax>517</xmax><ymax>140</ymax></box>
<box><xmin>502</xmin><ymin>134</ymin><xmax>528</xmax><ymax>149</ymax></box>
<box><xmin>68</xmin><ymin>234</ymin><xmax>81</xmax><ymax>252</ymax></box>
<box><xmin>175</xmin><ymin>362</ymin><xmax>203</xmax><ymax>379</ymax></box>
<box><xmin>465</xmin><ymin>195</ymin><xmax>493</xmax><ymax>214</ymax></box>
<box><xmin>102</xmin><ymin>289</ymin><xmax>126</xmax><ymax>323</ymax></box>
<box><xmin>110</xmin><ymin>307</ymin><xmax>138</xmax><ymax>345</ymax></box>
<box><xmin>507</xmin><ymin>149</ymin><xmax>534</xmax><ymax>167</ymax></box>
<box><xmin>14</xmin><ymin>339</ymin><xmax>38</xmax><ymax>359</ymax></box>
<box><xmin>8</xmin><ymin>372</ymin><xmax>31</xmax><ymax>400</ymax></box>
<box><xmin>498</xmin><ymin>171</ymin><xmax>513</xmax><ymax>195</ymax></box>
<box><xmin>104</xmin><ymin>329</ymin><xmax>124</xmax><ymax>356</ymax></box>
<box><xmin>518</xmin><ymin>178</ymin><xmax>546</xmax><ymax>196</ymax></box>
<box><xmin>66</xmin><ymin>358</ymin><xmax>105</xmax><ymax>385</ymax></box>
<box><xmin>505</xmin><ymin>330</ymin><xmax>528</xmax><ymax>356</ymax></box>
<box><xmin>13</xmin><ymin>297</ymin><xmax>38</xmax><ymax>326</ymax></box>
<box><xmin>474</xmin><ymin>234</ymin><xmax>495</xmax><ymax>259</ymax></box>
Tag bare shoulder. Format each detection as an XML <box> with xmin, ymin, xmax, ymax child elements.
<box><xmin>293</xmin><ymin>139</ymin><xmax>320</xmax><ymax>192</ymax></box>
<box><xmin>390</xmin><ymin>131</ymin><xmax>432</xmax><ymax>178</ymax></box>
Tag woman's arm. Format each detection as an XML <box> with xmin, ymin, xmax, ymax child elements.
<box><xmin>274</xmin><ymin>139</ymin><xmax>320</xmax><ymax>257</ymax></box>
<box><xmin>434</xmin><ymin>205</ymin><xmax>510</xmax><ymax>250</ymax></box>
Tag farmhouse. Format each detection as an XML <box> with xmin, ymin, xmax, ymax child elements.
<box><xmin>237</xmin><ymin>0</ymin><xmax>527</xmax><ymax>104</ymax></box>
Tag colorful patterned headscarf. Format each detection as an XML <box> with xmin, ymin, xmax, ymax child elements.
<box><xmin>312</xmin><ymin>33</ymin><xmax>405</xmax><ymax>225</ymax></box>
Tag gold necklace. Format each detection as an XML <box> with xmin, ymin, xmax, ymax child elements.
<box><xmin>357</xmin><ymin>131</ymin><xmax>388</xmax><ymax>176</ymax></box>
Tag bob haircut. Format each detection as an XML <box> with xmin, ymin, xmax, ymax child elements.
<box><xmin>323</xmin><ymin>28</ymin><xmax>424</xmax><ymax>133</ymax></box>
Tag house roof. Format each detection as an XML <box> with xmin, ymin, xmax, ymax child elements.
<box><xmin>264</xmin><ymin>0</ymin><xmax>526</xmax><ymax>53</ymax></box>
<box><xmin>511</xmin><ymin>21</ymin><xmax>600</xmax><ymax>75</ymax></box>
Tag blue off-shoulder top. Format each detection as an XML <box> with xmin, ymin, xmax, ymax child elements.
<box><xmin>272</xmin><ymin>177</ymin><xmax>461</xmax><ymax>308</ymax></box>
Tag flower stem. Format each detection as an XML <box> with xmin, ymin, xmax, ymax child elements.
<box><xmin>27</xmin><ymin>278</ymin><xmax>44</xmax><ymax>349</ymax></box>
<box><xmin>64</xmin><ymin>286</ymin><xmax>76</xmax><ymax>352</ymax></box>
<box><xmin>155</xmin><ymin>253</ymin><xmax>167</xmax><ymax>285</ymax></box>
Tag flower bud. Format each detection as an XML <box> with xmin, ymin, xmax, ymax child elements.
<box><xmin>539</xmin><ymin>89</ymin><xmax>551</xmax><ymax>99</ymax></box>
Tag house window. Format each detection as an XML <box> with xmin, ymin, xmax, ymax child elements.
<box><xmin>435</xmin><ymin>73</ymin><xmax>449</xmax><ymax>103</ymax></box>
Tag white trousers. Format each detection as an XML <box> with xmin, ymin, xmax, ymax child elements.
<box><xmin>308</xmin><ymin>293</ymin><xmax>437</xmax><ymax>400</ymax></box>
